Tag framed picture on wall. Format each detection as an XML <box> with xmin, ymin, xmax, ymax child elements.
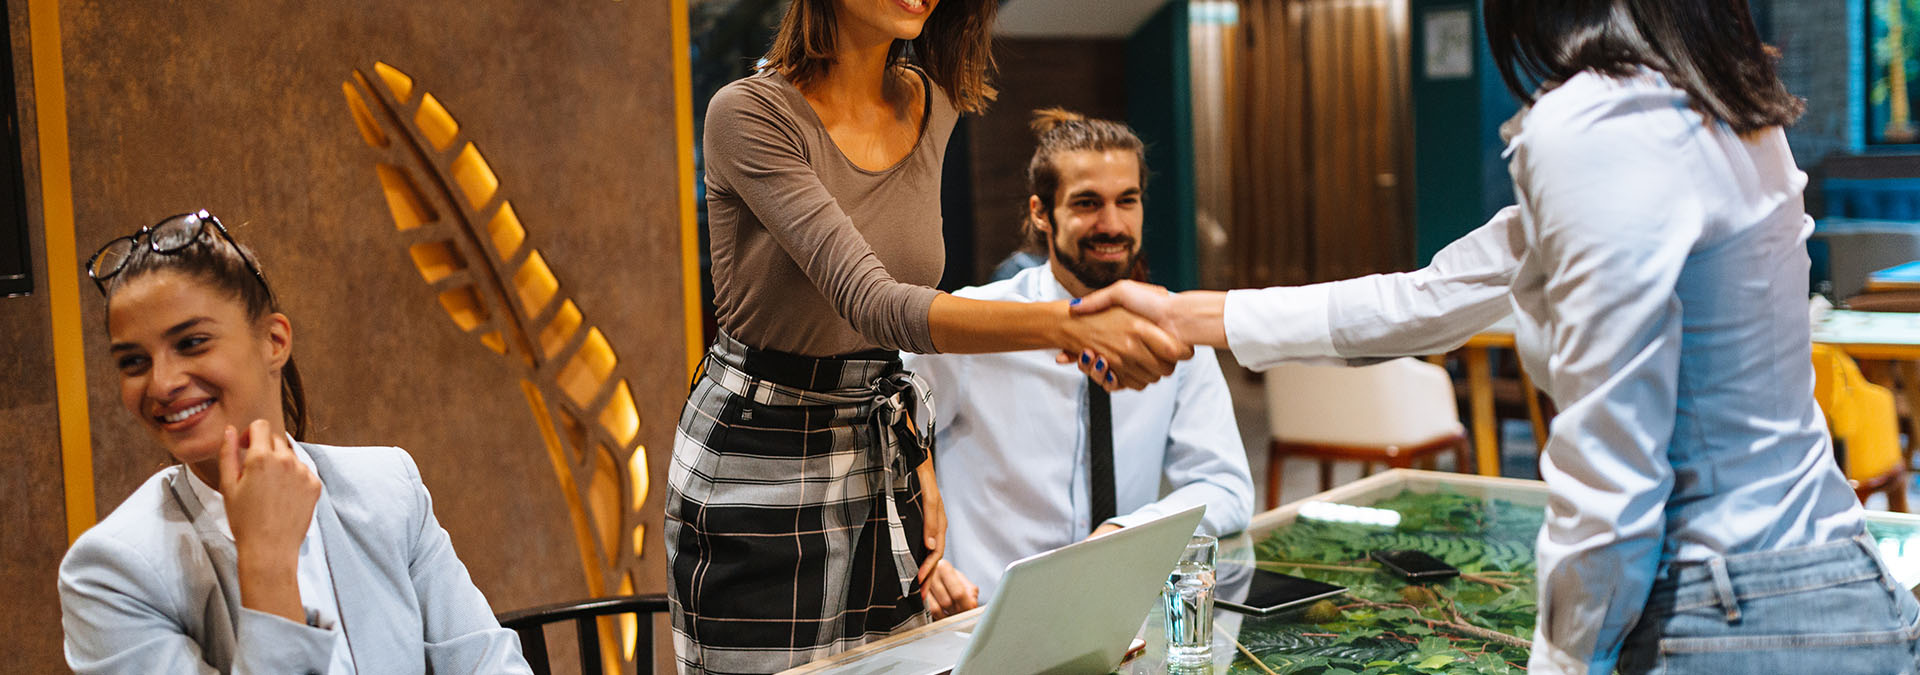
<box><xmin>1869</xmin><ymin>0</ymin><xmax>1920</xmax><ymax>146</ymax></box>
<box><xmin>1422</xmin><ymin>8</ymin><xmax>1473</xmax><ymax>80</ymax></box>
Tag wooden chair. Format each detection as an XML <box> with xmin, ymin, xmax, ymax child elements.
<box><xmin>497</xmin><ymin>593</ymin><xmax>671</xmax><ymax>675</ymax></box>
<box><xmin>1811</xmin><ymin>345</ymin><xmax>1909</xmax><ymax>512</ymax></box>
<box><xmin>1262</xmin><ymin>358</ymin><xmax>1472</xmax><ymax>509</ymax></box>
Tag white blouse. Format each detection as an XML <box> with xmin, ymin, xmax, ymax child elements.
<box><xmin>1222</xmin><ymin>71</ymin><xmax>1864</xmax><ymax>674</ymax></box>
<box><xmin>184</xmin><ymin>436</ymin><xmax>355</xmax><ymax>675</ymax></box>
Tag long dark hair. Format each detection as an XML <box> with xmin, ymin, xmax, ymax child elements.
<box><xmin>102</xmin><ymin>224</ymin><xmax>309</xmax><ymax>440</ymax></box>
<box><xmin>760</xmin><ymin>0</ymin><xmax>999</xmax><ymax>114</ymax></box>
<box><xmin>1484</xmin><ymin>0</ymin><xmax>1802</xmax><ymax>134</ymax></box>
<box><xmin>1021</xmin><ymin>108</ymin><xmax>1147</xmax><ymax>252</ymax></box>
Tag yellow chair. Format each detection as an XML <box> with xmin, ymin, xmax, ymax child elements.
<box><xmin>1811</xmin><ymin>344</ymin><xmax>1909</xmax><ymax>512</ymax></box>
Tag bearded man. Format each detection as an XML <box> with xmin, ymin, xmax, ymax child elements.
<box><xmin>903</xmin><ymin>109</ymin><xmax>1253</xmax><ymax>618</ymax></box>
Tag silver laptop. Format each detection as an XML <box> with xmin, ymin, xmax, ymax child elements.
<box><xmin>822</xmin><ymin>504</ymin><xmax>1207</xmax><ymax>675</ymax></box>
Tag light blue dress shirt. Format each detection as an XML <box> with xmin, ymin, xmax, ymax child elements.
<box><xmin>903</xmin><ymin>265</ymin><xmax>1255</xmax><ymax>600</ymax></box>
<box><xmin>1221</xmin><ymin>71</ymin><xmax>1865</xmax><ymax>674</ymax></box>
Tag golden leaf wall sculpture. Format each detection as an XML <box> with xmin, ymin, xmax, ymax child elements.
<box><xmin>342</xmin><ymin>62</ymin><xmax>650</xmax><ymax>672</ymax></box>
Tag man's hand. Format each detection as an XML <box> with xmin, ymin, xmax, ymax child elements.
<box><xmin>921</xmin><ymin>560</ymin><xmax>980</xmax><ymax>620</ymax></box>
<box><xmin>1086</xmin><ymin>523</ymin><xmax>1123</xmax><ymax>540</ymax></box>
<box><xmin>221</xmin><ymin>419</ymin><xmax>321</xmax><ymax>624</ymax></box>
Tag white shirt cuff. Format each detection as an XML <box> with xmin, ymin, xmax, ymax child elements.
<box><xmin>1223</xmin><ymin>285</ymin><xmax>1337</xmax><ymax>371</ymax></box>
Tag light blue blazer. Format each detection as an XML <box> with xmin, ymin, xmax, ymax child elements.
<box><xmin>58</xmin><ymin>443</ymin><xmax>534</xmax><ymax>674</ymax></box>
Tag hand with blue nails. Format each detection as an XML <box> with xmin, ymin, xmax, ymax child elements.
<box><xmin>1057</xmin><ymin>280</ymin><xmax>1229</xmax><ymax>388</ymax></box>
<box><xmin>1052</xmin><ymin>296</ymin><xmax>1190</xmax><ymax>391</ymax></box>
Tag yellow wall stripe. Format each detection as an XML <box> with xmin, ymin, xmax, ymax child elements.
<box><xmin>671</xmin><ymin>0</ymin><xmax>702</xmax><ymax>381</ymax></box>
<box><xmin>29</xmin><ymin>0</ymin><xmax>95</xmax><ymax>542</ymax></box>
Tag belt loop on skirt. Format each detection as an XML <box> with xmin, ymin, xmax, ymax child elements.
<box><xmin>1707</xmin><ymin>556</ymin><xmax>1740</xmax><ymax>623</ymax></box>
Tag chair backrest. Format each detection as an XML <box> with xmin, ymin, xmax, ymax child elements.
<box><xmin>1263</xmin><ymin>358</ymin><xmax>1464</xmax><ymax>446</ymax></box>
<box><xmin>1809</xmin><ymin>345</ymin><xmax>1902</xmax><ymax>481</ymax></box>
<box><xmin>497</xmin><ymin>594</ymin><xmax>671</xmax><ymax>675</ymax></box>
<box><xmin>1816</xmin><ymin>227</ymin><xmax>1920</xmax><ymax>300</ymax></box>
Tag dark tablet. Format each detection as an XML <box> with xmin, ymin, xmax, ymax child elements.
<box><xmin>1214</xmin><ymin>569</ymin><xmax>1347</xmax><ymax>617</ymax></box>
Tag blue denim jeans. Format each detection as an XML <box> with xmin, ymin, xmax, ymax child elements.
<box><xmin>1618</xmin><ymin>534</ymin><xmax>1920</xmax><ymax>674</ymax></box>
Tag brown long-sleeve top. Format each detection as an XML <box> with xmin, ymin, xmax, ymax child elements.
<box><xmin>703</xmin><ymin>66</ymin><xmax>957</xmax><ymax>357</ymax></box>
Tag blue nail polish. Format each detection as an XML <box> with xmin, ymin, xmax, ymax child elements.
<box><xmin>1095</xmin><ymin>358</ymin><xmax>1106</xmax><ymax>371</ymax></box>
<box><xmin>1070</xmin><ymin>298</ymin><xmax>1081</xmax><ymax>306</ymax></box>
<box><xmin>1079</xmin><ymin>353</ymin><xmax>1090</xmax><ymax>365</ymax></box>
<box><xmin>1105</xmin><ymin>372</ymin><xmax>1115</xmax><ymax>384</ymax></box>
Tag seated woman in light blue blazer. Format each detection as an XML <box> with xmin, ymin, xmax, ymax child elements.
<box><xmin>59</xmin><ymin>210</ymin><xmax>533</xmax><ymax>674</ymax></box>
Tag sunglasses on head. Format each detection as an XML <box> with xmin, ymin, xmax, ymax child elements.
<box><xmin>86</xmin><ymin>210</ymin><xmax>272</xmax><ymax>298</ymax></box>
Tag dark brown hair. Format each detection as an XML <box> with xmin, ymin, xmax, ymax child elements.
<box><xmin>1485</xmin><ymin>0</ymin><xmax>1802</xmax><ymax>134</ymax></box>
<box><xmin>761</xmin><ymin>0</ymin><xmax>999</xmax><ymax>114</ymax></box>
<box><xmin>1022</xmin><ymin>107</ymin><xmax>1147</xmax><ymax>251</ymax></box>
<box><xmin>103</xmin><ymin>224</ymin><xmax>308</xmax><ymax>441</ymax></box>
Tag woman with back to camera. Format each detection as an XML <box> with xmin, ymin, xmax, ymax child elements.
<box><xmin>58</xmin><ymin>210</ymin><xmax>532</xmax><ymax>674</ymax></box>
<box><xmin>1069</xmin><ymin>1</ymin><xmax>1920</xmax><ymax>672</ymax></box>
<box><xmin>672</xmin><ymin>0</ymin><xmax>1190</xmax><ymax>672</ymax></box>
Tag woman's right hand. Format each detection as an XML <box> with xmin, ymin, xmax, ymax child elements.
<box><xmin>221</xmin><ymin>419</ymin><xmax>321</xmax><ymax>623</ymax></box>
<box><xmin>1059</xmin><ymin>304</ymin><xmax>1191</xmax><ymax>390</ymax></box>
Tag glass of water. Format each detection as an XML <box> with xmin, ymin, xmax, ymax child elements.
<box><xmin>1163</xmin><ymin>534</ymin><xmax>1217</xmax><ymax>668</ymax></box>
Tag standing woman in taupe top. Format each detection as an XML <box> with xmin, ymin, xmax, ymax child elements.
<box><xmin>666</xmin><ymin>0</ymin><xmax>1189</xmax><ymax>673</ymax></box>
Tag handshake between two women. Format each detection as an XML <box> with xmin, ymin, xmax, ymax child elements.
<box><xmin>1057</xmin><ymin>280</ymin><xmax>1230</xmax><ymax>391</ymax></box>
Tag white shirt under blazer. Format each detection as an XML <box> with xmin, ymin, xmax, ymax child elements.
<box><xmin>59</xmin><ymin>442</ymin><xmax>534</xmax><ymax>674</ymax></box>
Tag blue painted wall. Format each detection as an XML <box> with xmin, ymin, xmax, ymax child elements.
<box><xmin>1127</xmin><ymin>0</ymin><xmax>1200</xmax><ymax>291</ymax></box>
<box><xmin>1409</xmin><ymin>1</ymin><xmax>1518</xmax><ymax>265</ymax></box>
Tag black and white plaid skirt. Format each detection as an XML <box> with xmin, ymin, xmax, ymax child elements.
<box><xmin>665</xmin><ymin>331</ymin><xmax>936</xmax><ymax>674</ymax></box>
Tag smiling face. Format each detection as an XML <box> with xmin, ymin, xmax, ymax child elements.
<box><xmin>833</xmin><ymin>0</ymin><xmax>940</xmax><ymax>45</ymax></box>
<box><xmin>107</xmin><ymin>270</ymin><xmax>290</xmax><ymax>478</ymax></box>
<box><xmin>1034</xmin><ymin>149</ymin><xmax>1145</xmax><ymax>297</ymax></box>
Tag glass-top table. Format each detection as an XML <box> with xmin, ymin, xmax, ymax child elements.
<box><xmin>780</xmin><ymin>470</ymin><xmax>1920</xmax><ymax>674</ymax></box>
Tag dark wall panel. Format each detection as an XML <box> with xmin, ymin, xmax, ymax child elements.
<box><xmin>965</xmin><ymin>38</ymin><xmax>1129</xmax><ymax>285</ymax></box>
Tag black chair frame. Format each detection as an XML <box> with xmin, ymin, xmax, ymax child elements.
<box><xmin>497</xmin><ymin>593</ymin><xmax>671</xmax><ymax>675</ymax></box>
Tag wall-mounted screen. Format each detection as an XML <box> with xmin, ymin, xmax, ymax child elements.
<box><xmin>0</xmin><ymin>0</ymin><xmax>28</xmax><ymax>297</ymax></box>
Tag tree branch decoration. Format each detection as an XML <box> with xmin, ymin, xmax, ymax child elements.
<box><xmin>341</xmin><ymin>62</ymin><xmax>650</xmax><ymax>673</ymax></box>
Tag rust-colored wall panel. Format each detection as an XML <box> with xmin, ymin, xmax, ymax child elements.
<box><xmin>0</xmin><ymin>0</ymin><xmax>70</xmax><ymax>671</ymax></box>
<box><xmin>1</xmin><ymin>3</ymin><xmax>690</xmax><ymax>672</ymax></box>
<box><xmin>0</xmin><ymin>403</ymin><xmax>67</xmax><ymax>674</ymax></box>
<box><xmin>965</xmin><ymin>38</ymin><xmax>1129</xmax><ymax>284</ymax></box>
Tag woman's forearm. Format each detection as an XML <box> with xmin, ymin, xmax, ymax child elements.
<box><xmin>1166</xmin><ymin>291</ymin><xmax>1229</xmax><ymax>350</ymax></box>
<box><xmin>927</xmin><ymin>293</ymin><xmax>1189</xmax><ymax>390</ymax></box>
<box><xmin>927</xmin><ymin>294</ymin><xmax>1067</xmax><ymax>354</ymax></box>
<box><xmin>236</xmin><ymin>551</ymin><xmax>306</xmax><ymax>623</ymax></box>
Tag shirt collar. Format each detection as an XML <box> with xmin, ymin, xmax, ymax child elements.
<box><xmin>1014</xmin><ymin>262</ymin><xmax>1078</xmax><ymax>303</ymax></box>
<box><xmin>183</xmin><ymin>434</ymin><xmax>318</xmax><ymax>542</ymax></box>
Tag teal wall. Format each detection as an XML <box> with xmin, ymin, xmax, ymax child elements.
<box><xmin>1409</xmin><ymin>1</ymin><xmax>1518</xmax><ymax>265</ymax></box>
<box><xmin>1127</xmin><ymin>0</ymin><xmax>1200</xmax><ymax>291</ymax></box>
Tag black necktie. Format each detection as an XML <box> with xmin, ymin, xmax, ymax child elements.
<box><xmin>1087</xmin><ymin>377</ymin><xmax>1115</xmax><ymax>534</ymax></box>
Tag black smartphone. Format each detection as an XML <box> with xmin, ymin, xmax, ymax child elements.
<box><xmin>1214</xmin><ymin>569</ymin><xmax>1347</xmax><ymax>617</ymax></box>
<box><xmin>1370</xmin><ymin>549</ymin><xmax>1460</xmax><ymax>582</ymax></box>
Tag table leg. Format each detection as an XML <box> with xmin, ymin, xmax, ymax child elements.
<box><xmin>1900</xmin><ymin>361</ymin><xmax>1920</xmax><ymax>469</ymax></box>
<box><xmin>1520</xmin><ymin>367</ymin><xmax>1547</xmax><ymax>454</ymax></box>
<box><xmin>1466</xmin><ymin>347</ymin><xmax>1499</xmax><ymax>477</ymax></box>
